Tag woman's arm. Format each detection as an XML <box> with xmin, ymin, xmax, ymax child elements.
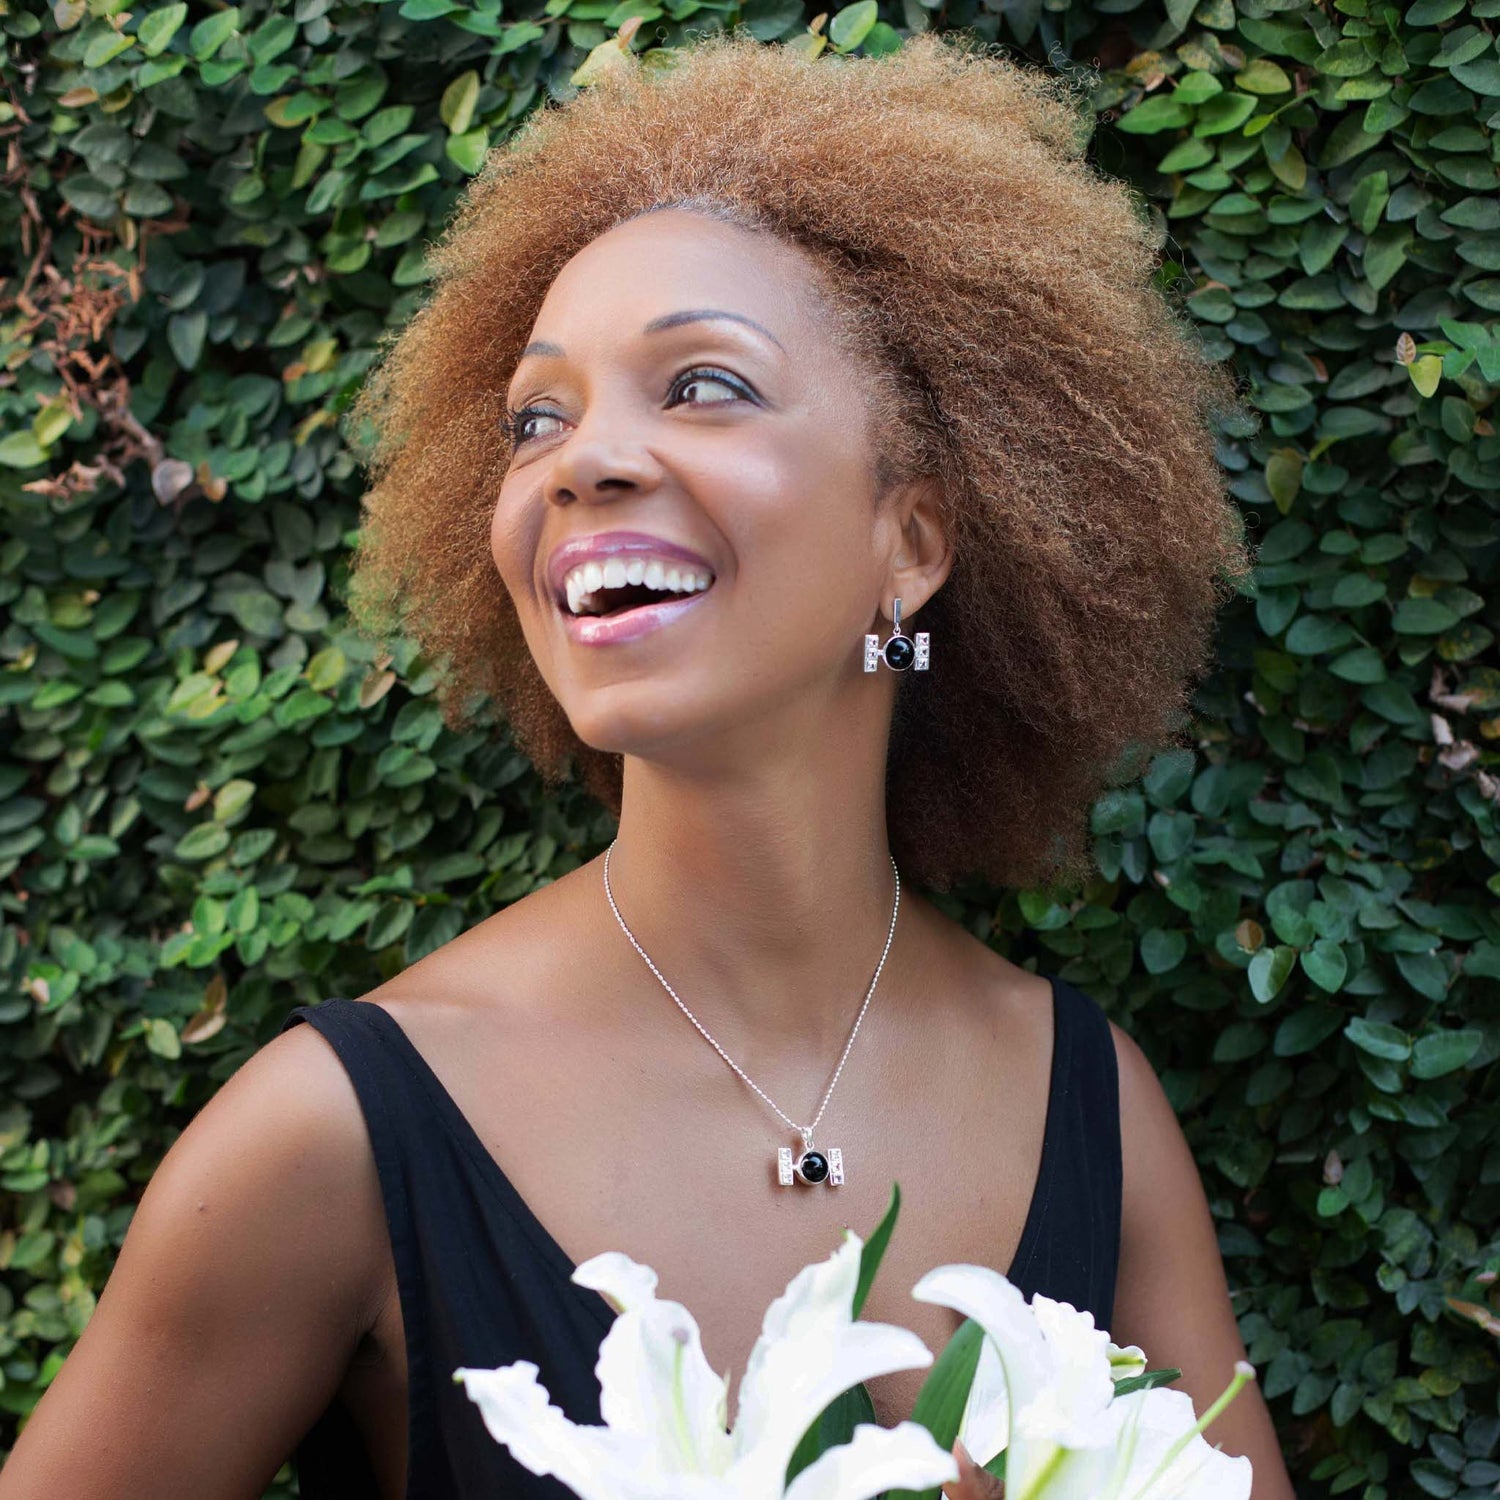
<box><xmin>0</xmin><ymin>1024</ymin><xmax>389</xmax><ymax>1500</ymax></box>
<box><xmin>1109</xmin><ymin>1021</ymin><xmax>1297</xmax><ymax>1500</ymax></box>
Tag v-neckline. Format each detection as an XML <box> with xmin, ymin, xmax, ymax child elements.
<box><xmin>354</xmin><ymin>972</ymin><xmax>1064</xmax><ymax>1325</ymax></box>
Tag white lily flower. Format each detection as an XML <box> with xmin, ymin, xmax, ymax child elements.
<box><xmin>913</xmin><ymin>1263</ymin><xmax>1253</xmax><ymax>1500</ymax></box>
<box><xmin>455</xmin><ymin>1228</ymin><xmax>959</xmax><ymax>1500</ymax></box>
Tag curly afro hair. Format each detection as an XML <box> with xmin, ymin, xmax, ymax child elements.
<box><xmin>344</xmin><ymin>28</ymin><xmax>1252</xmax><ymax>893</ymax></box>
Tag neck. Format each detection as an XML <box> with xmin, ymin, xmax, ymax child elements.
<box><xmin>602</xmin><ymin>703</ymin><xmax>905</xmax><ymax>1052</ymax></box>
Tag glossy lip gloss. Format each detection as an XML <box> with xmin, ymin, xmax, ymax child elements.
<box><xmin>548</xmin><ymin>530</ymin><xmax>717</xmax><ymax>648</ymax></box>
<box><xmin>562</xmin><ymin>589</ymin><xmax>710</xmax><ymax>646</ymax></box>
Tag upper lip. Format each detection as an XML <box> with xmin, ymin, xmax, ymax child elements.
<box><xmin>545</xmin><ymin>530</ymin><xmax>717</xmax><ymax>604</ymax></box>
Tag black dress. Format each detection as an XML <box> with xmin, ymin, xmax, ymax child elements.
<box><xmin>277</xmin><ymin>973</ymin><xmax>1122</xmax><ymax>1500</ymax></box>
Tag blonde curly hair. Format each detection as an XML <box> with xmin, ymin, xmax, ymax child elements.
<box><xmin>344</xmin><ymin>29</ymin><xmax>1252</xmax><ymax>892</ymax></box>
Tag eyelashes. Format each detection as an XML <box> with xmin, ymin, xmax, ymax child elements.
<box><xmin>501</xmin><ymin>366</ymin><xmax>757</xmax><ymax>450</ymax></box>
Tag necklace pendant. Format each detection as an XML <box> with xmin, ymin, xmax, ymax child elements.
<box><xmin>777</xmin><ymin>1144</ymin><xmax>844</xmax><ymax>1187</ymax></box>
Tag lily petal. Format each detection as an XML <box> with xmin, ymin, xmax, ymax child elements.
<box><xmin>914</xmin><ymin>1266</ymin><xmax>1125</xmax><ymax>1500</ymax></box>
<box><xmin>1108</xmin><ymin>1387</ymin><xmax>1253</xmax><ymax>1500</ymax></box>
<box><xmin>733</xmin><ymin>1232</ymin><xmax>935</xmax><ymax>1492</ymax></box>
<box><xmin>574</xmin><ymin>1250</ymin><xmax>663</xmax><ymax>1316</ymax></box>
<box><xmin>573</xmin><ymin>1251</ymin><xmax>733</xmax><ymax>1474</ymax></box>
<box><xmin>731</xmin><ymin>1321</ymin><xmax>937</xmax><ymax>1492</ymax></box>
<box><xmin>956</xmin><ymin>1331</ymin><xmax>1010</xmax><ymax>1469</ymax></box>
<box><xmin>454</xmin><ymin>1362</ymin><xmax>639</xmax><ymax>1500</ymax></box>
<box><xmin>783</xmin><ymin>1422</ymin><xmax>960</xmax><ymax>1500</ymax></box>
<box><xmin>911</xmin><ymin>1264</ymin><xmax>1051</xmax><ymax>1438</ymax></box>
<box><xmin>1019</xmin><ymin>1295</ymin><xmax>1115</xmax><ymax>1447</ymax></box>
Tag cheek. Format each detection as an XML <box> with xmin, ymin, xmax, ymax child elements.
<box><xmin>713</xmin><ymin>437</ymin><xmax>879</xmax><ymax>606</ymax></box>
<box><xmin>488</xmin><ymin>485</ymin><xmax>539</xmax><ymax>604</ymax></box>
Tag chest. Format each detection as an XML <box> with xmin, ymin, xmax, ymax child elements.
<box><xmin>331</xmin><ymin>986</ymin><xmax>1057</xmax><ymax>1498</ymax></box>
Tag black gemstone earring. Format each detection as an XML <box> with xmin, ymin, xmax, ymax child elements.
<box><xmin>864</xmin><ymin>597</ymin><xmax>930</xmax><ymax>673</ymax></box>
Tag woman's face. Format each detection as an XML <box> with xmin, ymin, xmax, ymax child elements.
<box><xmin>490</xmin><ymin>207</ymin><xmax>917</xmax><ymax>765</ymax></box>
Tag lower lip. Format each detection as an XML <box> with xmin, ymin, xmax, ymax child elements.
<box><xmin>560</xmin><ymin>589</ymin><xmax>711</xmax><ymax>645</ymax></box>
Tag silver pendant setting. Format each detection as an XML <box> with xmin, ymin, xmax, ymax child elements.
<box><xmin>864</xmin><ymin>597</ymin><xmax>929</xmax><ymax>673</ymax></box>
<box><xmin>778</xmin><ymin>1141</ymin><xmax>844</xmax><ymax>1187</ymax></box>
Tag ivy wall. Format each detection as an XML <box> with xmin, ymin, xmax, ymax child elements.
<box><xmin>1</xmin><ymin>0</ymin><xmax>1497</xmax><ymax>1494</ymax></box>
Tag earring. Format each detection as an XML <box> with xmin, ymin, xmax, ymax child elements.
<box><xmin>864</xmin><ymin>598</ymin><xmax>930</xmax><ymax>673</ymax></box>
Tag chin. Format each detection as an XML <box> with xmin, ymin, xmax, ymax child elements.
<box><xmin>560</xmin><ymin>690</ymin><xmax>712</xmax><ymax>763</ymax></box>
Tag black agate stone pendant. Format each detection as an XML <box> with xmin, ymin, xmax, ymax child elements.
<box><xmin>777</xmin><ymin>1142</ymin><xmax>845</xmax><ymax>1187</ymax></box>
<box><xmin>863</xmin><ymin>597</ymin><xmax>930</xmax><ymax>674</ymax></box>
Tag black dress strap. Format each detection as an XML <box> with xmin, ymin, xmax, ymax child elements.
<box><xmin>280</xmin><ymin>996</ymin><xmax>610</xmax><ymax>1500</ymax></box>
<box><xmin>1004</xmin><ymin>977</ymin><xmax>1122</xmax><ymax>1332</ymax></box>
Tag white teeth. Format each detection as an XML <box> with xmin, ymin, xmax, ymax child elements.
<box><xmin>559</xmin><ymin>555</ymin><xmax>716</xmax><ymax>616</ymax></box>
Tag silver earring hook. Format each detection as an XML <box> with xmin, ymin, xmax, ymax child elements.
<box><xmin>892</xmin><ymin>597</ymin><xmax>903</xmax><ymax>635</ymax></box>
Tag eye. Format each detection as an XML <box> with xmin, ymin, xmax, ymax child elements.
<box><xmin>502</xmin><ymin>407</ymin><xmax>565</xmax><ymax>448</ymax></box>
<box><xmin>669</xmin><ymin>366</ymin><xmax>754</xmax><ymax>407</ymax></box>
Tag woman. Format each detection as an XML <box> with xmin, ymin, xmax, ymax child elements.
<box><xmin>2</xmin><ymin>31</ymin><xmax>1296</xmax><ymax>1500</ymax></box>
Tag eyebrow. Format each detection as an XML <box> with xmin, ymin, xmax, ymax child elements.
<box><xmin>516</xmin><ymin>308</ymin><xmax>787</xmax><ymax>364</ymax></box>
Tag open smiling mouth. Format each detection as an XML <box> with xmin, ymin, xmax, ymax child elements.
<box><xmin>562</xmin><ymin>559</ymin><xmax>714</xmax><ymax>618</ymax></box>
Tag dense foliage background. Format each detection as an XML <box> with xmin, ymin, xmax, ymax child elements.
<box><xmin>2</xmin><ymin>0</ymin><xmax>1498</xmax><ymax>1494</ymax></box>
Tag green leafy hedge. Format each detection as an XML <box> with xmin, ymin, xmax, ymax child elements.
<box><xmin>2</xmin><ymin>0</ymin><xmax>1498</xmax><ymax>1495</ymax></box>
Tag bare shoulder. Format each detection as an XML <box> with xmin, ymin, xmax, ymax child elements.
<box><xmin>0</xmin><ymin>1016</ymin><xmax>390</xmax><ymax>1498</ymax></box>
<box><xmin>152</xmin><ymin>1016</ymin><xmax>393</xmax><ymax>1335</ymax></box>
<box><xmin>362</xmin><ymin>860</ymin><xmax>607</xmax><ymax>1038</ymax></box>
<box><xmin>1105</xmin><ymin>1016</ymin><xmax>1192</xmax><ymax>1174</ymax></box>
<box><xmin>904</xmin><ymin>892</ymin><xmax>1055</xmax><ymax>1060</ymax></box>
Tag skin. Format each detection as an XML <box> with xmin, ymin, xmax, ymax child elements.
<box><xmin>1</xmin><ymin>210</ymin><xmax>1296</xmax><ymax>1500</ymax></box>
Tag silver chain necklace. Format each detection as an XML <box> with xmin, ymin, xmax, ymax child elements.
<box><xmin>601</xmin><ymin>839</ymin><xmax>900</xmax><ymax>1189</ymax></box>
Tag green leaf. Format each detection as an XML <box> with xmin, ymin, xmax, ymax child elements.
<box><xmin>145</xmin><ymin>1018</ymin><xmax>182</xmax><ymax>1060</ymax></box>
<box><xmin>1159</xmin><ymin>137</ymin><xmax>1214</xmax><ymax>171</ymax></box>
<box><xmin>1364</xmin><ymin>224</ymin><xmax>1412</xmax><ymax>291</ymax></box>
<box><xmin>1249</xmin><ymin>944</ymin><xmax>1296</xmax><ymax>1002</ymax></box>
<box><xmin>1194</xmin><ymin>92</ymin><xmax>1258</xmax><ymax>135</ymax></box>
<box><xmin>1285</xmin><ymin>615</ymin><xmax>1357</xmax><ymax>655</ymax></box>
<box><xmin>1392</xmin><ymin>598</ymin><xmax>1460</xmax><ymax>635</ymax></box>
<box><xmin>0</xmin><ymin>431</ymin><xmax>49</xmax><ymax>468</ymax></box>
<box><xmin>888</xmin><ymin>1320</ymin><xmax>987</xmax><ymax>1500</ymax></box>
<box><xmin>137</xmin><ymin>2</ymin><xmax>188</xmax><ymax>54</ymax></box>
<box><xmin>785</xmin><ymin>1380</ymin><xmax>878</xmax><ymax>1487</ymax></box>
<box><xmin>1345</xmin><ymin>1016</ymin><xmax>1411</xmax><ymax>1062</ymax></box>
<box><xmin>1395</xmin><ymin>951</ymin><xmax>1449</xmax><ymax>1001</ymax></box>
<box><xmin>827</xmin><ymin>0</ymin><xmax>877</xmax><ymax>51</ymax></box>
<box><xmin>852</xmin><ymin>1181</ymin><xmax>900</xmax><ymax>1319</ymax></box>
<box><xmin>1409</xmin><ymin>1029</ymin><xmax>1481</xmax><ymax>1079</ymax></box>
<box><xmin>446</xmin><ymin>128</ymin><xmax>490</xmax><ymax>175</ymax></box>
<box><xmin>1301</xmin><ymin>939</ymin><xmax>1348</xmax><ymax>994</ymax></box>
<box><xmin>175</xmin><ymin>822</ymin><xmax>231</xmax><ymax>861</ymax></box>
<box><xmin>1141</xmin><ymin>927</ymin><xmax>1188</xmax><ymax>974</ymax></box>
<box><xmin>1274</xmin><ymin>1004</ymin><xmax>1345</xmax><ymax>1056</ymax></box>
<box><xmin>1319</xmin><ymin>113</ymin><xmax>1383</xmax><ymax>168</ymax></box>
<box><xmin>1118</xmin><ymin>96</ymin><xmax>1193</xmax><ymax>134</ymax></box>
<box><xmin>440</xmin><ymin>70</ymin><xmax>479</xmax><ymax>134</ymax></box>
<box><xmin>1113</xmin><ymin>1366</ymin><xmax>1184</xmax><ymax>1397</ymax></box>
<box><xmin>1451</xmin><ymin>55</ymin><xmax>1500</xmax><ymax>96</ymax></box>
<box><xmin>83</xmin><ymin>29</ymin><xmax>135</xmax><ymax>67</ymax></box>
<box><xmin>1236</xmin><ymin>58</ymin><xmax>1291</xmax><ymax>94</ymax></box>
<box><xmin>1172</xmin><ymin>71</ymin><xmax>1223</xmax><ymax>105</ymax></box>
<box><xmin>167</xmin><ymin>310</ymin><xmax>207</xmax><ymax>370</ymax></box>
<box><xmin>189</xmin><ymin>7</ymin><xmax>240</xmax><ymax>59</ymax></box>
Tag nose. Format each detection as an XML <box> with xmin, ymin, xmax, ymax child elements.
<box><xmin>543</xmin><ymin>406</ymin><xmax>663</xmax><ymax>508</ymax></box>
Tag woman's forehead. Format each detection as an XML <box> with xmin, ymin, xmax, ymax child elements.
<box><xmin>529</xmin><ymin>209</ymin><xmax>832</xmax><ymax>350</ymax></box>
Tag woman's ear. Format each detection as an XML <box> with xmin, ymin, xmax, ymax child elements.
<box><xmin>885</xmin><ymin>475</ymin><xmax>953</xmax><ymax>617</ymax></box>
